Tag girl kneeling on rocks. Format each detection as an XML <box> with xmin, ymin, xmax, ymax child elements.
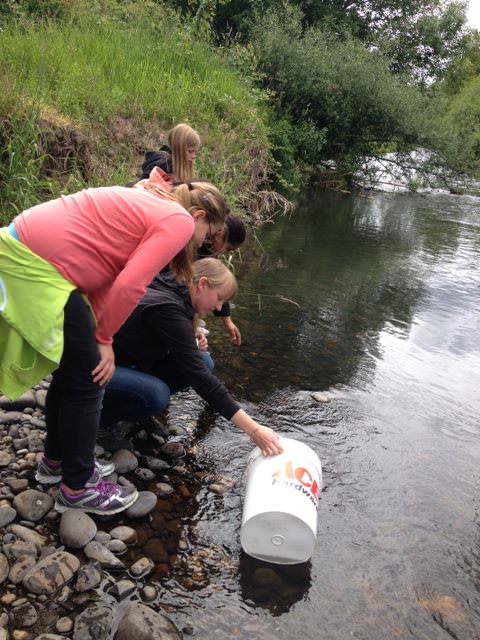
<box><xmin>0</xmin><ymin>177</ymin><xmax>228</xmax><ymax>515</ymax></box>
<box><xmin>100</xmin><ymin>258</ymin><xmax>282</xmax><ymax>457</ymax></box>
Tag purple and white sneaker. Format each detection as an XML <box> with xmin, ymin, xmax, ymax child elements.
<box><xmin>54</xmin><ymin>480</ymin><xmax>138</xmax><ymax>515</ymax></box>
<box><xmin>35</xmin><ymin>457</ymin><xmax>115</xmax><ymax>485</ymax></box>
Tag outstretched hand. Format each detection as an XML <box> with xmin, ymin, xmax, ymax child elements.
<box><xmin>250</xmin><ymin>424</ymin><xmax>283</xmax><ymax>456</ymax></box>
<box><xmin>92</xmin><ymin>343</ymin><xmax>115</xmax><ymax>386</ymax></box>
<box><xmin>223</xmin><ymin>317</ymin><xmax>242</xmax><ymax>346</ymax></box>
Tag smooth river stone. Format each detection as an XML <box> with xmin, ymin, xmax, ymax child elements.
<box><xmin>125</xmin><ymin>491</ymin><xmax>157</xmax><ymax>518</ymax></box>
<box><xmin>59</xmin><ymin>510</ymin><xmax>97</xmax><ymax>549</ymax></box>
<box><xmin>13</xmin><ymin>489</ymin><xmax>53</xmax><ymax>522</ymax></box>
<box><xmin>116</xmin><ymin>603</ymin><xmax>181</xmax><ymax>640</ymax></box>
<box><xmin>83</xmin><ymin>541</ymin><xmax>124</xmax><ymax>569</ymax></box>
<box><xmin>22</xmin><ymin>550</ymin><xmax>80</xmax><ymax>595</ymax></box>
<box><xmin>0</xmin><ymin>505</ymin><xmax>17</xmax><ymax>528</ymax></box>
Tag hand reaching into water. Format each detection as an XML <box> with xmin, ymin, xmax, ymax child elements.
<box><xmin>222</xmin><ymin>317</ymin><xmax>242</xmax><ymax>346</ymax></box>
<box><xmin>250</xmin><ymin>424</ymin><xmax>283</xmax><ymax>456</ymax></box>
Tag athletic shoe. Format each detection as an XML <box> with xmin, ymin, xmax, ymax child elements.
<box><xmin>54</xmin><ymin>480</ymin><xmax>138</xmax><ymax>515</ymax></box>
<box><xmin>35</xmin><ymin>457</ymin><xmax>115</xmax><ymax>485</ymax></box>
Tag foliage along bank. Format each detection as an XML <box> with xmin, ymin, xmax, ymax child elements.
<box><xmin>0</xmin><ymin>1</ymin><xmax>275</xmax><ymax>224</ymax></box>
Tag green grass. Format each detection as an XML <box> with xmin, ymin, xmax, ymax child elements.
<box><xmin>0</xmin><ymin>9</ymin><xmax>271</xmax><ymax>221</ymax></box>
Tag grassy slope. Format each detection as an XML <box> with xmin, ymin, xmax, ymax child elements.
<box><xmin>0</xmin><ymin>8</ymin><xmax>271</xmax><ymax>222</ymax></box>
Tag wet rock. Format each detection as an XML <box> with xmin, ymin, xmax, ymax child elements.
<box><xmin>4</xmin><ymin>478</ymin><xmax>29</xmax><ymax>494</ymax></box>
<box><xmin>36</xmin><ymin>635</ymin><xmax>66</xmax><ymax>640</ymax></box>
<box><xmin>144</xmin><ymin>456</ymin><xmax>170</xmax><ymax>472</ymax></box>
<box><xmin>115</xmin><ymin>603</ymin><xmax>181</xmax><ymax>640</ymax></box>
<box><xmin>83</xmin><ymin>541</ymin><xmax>124</xmax><ymax>570</ymax></box>
<box><xmin>34</xmin><ymin>390</ymin><xmax>47</xmax><ymax>410</ymax></box>
<box><xmin>0</xmin><ymin>592</ymin><xmax>16</xmax><ymax>606</ymax></box>
<box><xmin>125</xmin><ymin>491</ymin><xmax>156</xmax><ymax>518</ymax></box>
<box><xmin>112</xmin><ymin>579</ymin><xmax>136</xmax><ymax>600</ymax></box>
<box><xmin>27</xmin><ymin>435</ymin><xmax>44</xmax><ymax>452</ymax></box>
<box><xmin>208</xmin><ymin>483</ymin><xmax>231</xmax><ymax>494</ymax></box>
<box><xmin>155</xmin><ymin>483</ymin><xmax>174</xmax><ymax>497</ymax></box>
<box><xmin>134</xmin><ymin>468</ymin><xmax>155</xmax><ymax>481</ymax></box>
<box><xmin>311</xmin><ymin>391</ymin><xmax>330</xmax><ymax>403</ymax></box>
<box><xmin>3</xmin><ymin>540</ymin><xmax>37</xmax><ymax>561</ymax></box>
<box><xmin>10</xmin><ymin>602</ymin><xmax>38</xmax><ymax>628</ymax></box>
<box><xmin>59</xmin><ymin>510</ymin><xmax>97</xmax><ymax>549</ymax></box>
<box><xmin>104</xmin><ymin>539</ymin><xmax>127</xmax><ymax>555</ymax></box>
<box><xmin>73</xmin><ymin>605</ymin><xmax>114</xmax><ymax>640</ymax></box>
<box><xmin>129</xmin><ymin>557</ymin><xmax>154</xmax><ymax>579</ymax></box>
<box><xmin>0</xmin><ymin>553</ymin><xmax>8</xmax><ymax>584</ymax></box>
<box><xmin>13</xmin><ymin>490</ymin><xmax>53</xmax><ymax>522</ymax></box>
<box><xmin>109</xmin><ymin>526</ymin><xmax>137</xmax><ymax>545</ymax></box>
<box><xmin>0</xmin><ymin>451</ymin><xmax>12</xmax><ymax>467</ymax></box>
<box><xmin>0</xmin><ymin>505</ymin><xmax>17</xmax><ymax>528</ymax></box>
<box><xmin>12</xmin><ymin>438</ymin><xmax>29</xmax><ymax>451</ymax></box>
<box><xmin>141</xmin><ymin>586</ymin><xmax>156</xmax><ymax>602</ymax></box>
<box><xmin>55</xmin><ymin>616</ymin><xmax>74</xmax><ymax>633</ymax></box>
<box><xmin>74</xmin><ymin>563</ymin><xmax>102</xmax><ymax>592</ymax></box>
<box><xmin>252</xmin><ymin>567</ymin><xmax>285</xmax><ymax>590</ymax></box>
<box><xmin>111</xmin><ymin>450</ymin><xmax>138</xmax><ymax>474</ymax></box>
<box><xmin>22</xmin><ymin>550</ymin><xmax>80</xmax><ymax>595</ymax></box>
<box><xmin>0</xmin><ymin>411</ymin><xmax>25</xmax><ymax>426</ymax></box>
<box><xmin>94</xmin><ymin>531</ymin><xmax>111</xmax><ymax>544</ymax></box>
<box><xmin>159</xmin><ymin>442</ymin><xmax>185</xmax><ymax>459</ymax></box>
<box><xmin>0</xmin><ymin>612</ymin><xmax>7</xmax><ymax>627</ymax></box>
<box><xmin>11</xmin><ymin>631</ymin><xmax>28</xmax><ymax>640</ymax></box>
<box><xmin>7</xmin><ymin>524</ymin><xmax>47</xmax><ymax>549</ymax></box>
<box><xmin>9</xmin><ymin>554</ymin><xmax>37</xmax><ymax>584</ymax></box>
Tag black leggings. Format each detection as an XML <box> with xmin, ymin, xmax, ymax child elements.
<box><xmin>44</xmin><ymin>290</ymin><xmax>104</xmax><ymax>489</ymax></box>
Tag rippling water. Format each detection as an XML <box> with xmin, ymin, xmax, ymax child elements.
<box><xmin>161</xmin><ymin>191</ymin><xmax>480</xmax><ymax>639</ymax></box>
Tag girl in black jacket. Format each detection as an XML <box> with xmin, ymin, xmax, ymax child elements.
<box><xmin>100</xmin><ymin>258</ymin><xmax>282</xmax><ymax>457</ymax></box>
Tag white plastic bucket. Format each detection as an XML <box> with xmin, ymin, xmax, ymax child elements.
<box><xmin>240</xmin><ymin>437</ymin><xmax>322</xmax><ymax>565</ymax></box>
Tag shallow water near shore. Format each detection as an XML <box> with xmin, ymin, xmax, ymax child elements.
<box><xmin>158</xmin><ymin>190</ymin><xmax>480</xmax><ymax>639</ymax></box>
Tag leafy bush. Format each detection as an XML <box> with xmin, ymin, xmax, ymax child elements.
<box><xmin>248</xmin><ymin>4</ymin><xmax>428</xmax><ymax>170</ymax></box>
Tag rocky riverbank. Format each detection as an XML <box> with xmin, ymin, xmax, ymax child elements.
<box><xmin>0</xmin><ymin>379</ymin><xmax>236</xmax><ymax>640</ymax></box>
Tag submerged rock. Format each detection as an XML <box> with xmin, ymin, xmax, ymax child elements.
<box><xmin>73</xmin><ymin>605</ymin><xmax>114</xmax><ymax>640</ymax></box>
<box><xmin>311</xmin><ymin>391</ymin><xmax>330</xmax><ymax>403</ymax></box>
<box><xmin>115</xmin><ymin>603</ymin><xmax>181</xmax><ymax>640</ymax></box>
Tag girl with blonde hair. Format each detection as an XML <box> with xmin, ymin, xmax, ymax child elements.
<box><xmin>100</xmin><ymin>258</ymin><xmax>282</xmax><ymax>457</ymax></box>
<box><xmin>141</xmin><ymin>123</ymin><xmax>201</xmax><ymax>183</ymax></box>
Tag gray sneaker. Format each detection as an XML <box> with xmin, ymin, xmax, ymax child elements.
<box><xmin>55</xmin><ymin>480</ymin><xmax>138</xmax><ymax>515</ymax></box>
<box><xmin>36</xmin><ymin>458</ymin><xmax>115</xmax><ymax>485</ymax></box>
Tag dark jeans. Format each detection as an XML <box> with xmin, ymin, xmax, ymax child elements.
<box><xmin>100</xmin><ymin>352</ymin><xmax>213</xmax><ymax>428</ymax></box>
<box><xmin>45</xmin><ymin>291</ymin><xmax>103</xmax><ymax>489</ymax></box>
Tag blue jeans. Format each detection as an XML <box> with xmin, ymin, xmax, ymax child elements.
<box><xmin>100</xmin><ymin>352</ymin><xmax>214</xmax><ymax>428</ymax></box>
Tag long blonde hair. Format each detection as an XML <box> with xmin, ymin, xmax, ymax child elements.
<box><xmin>168</xmin><ymin>123</ymin><xmax>201</xmax><ymax>182</ymax></box>
<box><xmin>192</xmin><ymin>257</ymin><xmax>237</xmax><ymax>300</ymax></box>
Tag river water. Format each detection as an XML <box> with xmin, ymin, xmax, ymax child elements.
<box><xmin>161</xmin><ymin>190</ymin><xmax>480</xmax><ymax>639</ymax></box>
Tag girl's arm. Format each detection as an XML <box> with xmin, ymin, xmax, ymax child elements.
<box><xmin>230</xmin><ymin>409</ymin><xmax>283</xmax><ymax>456</ymax></box>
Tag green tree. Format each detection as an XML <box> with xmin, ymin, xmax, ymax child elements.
<box><xmin>248</xmin><ymin>5</ymin><xmax>427</xmax><ymax>168</ymax></box>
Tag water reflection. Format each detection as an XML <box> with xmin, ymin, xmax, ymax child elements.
<box><xmin>238</xmin><ymin>555</ymin><xmax>311</xmax><ymax>615</ymax></box>
<box><xmin>138</xmin><ymin>190</ymin><xmax>480</xmax><ymax>640</ymax></box>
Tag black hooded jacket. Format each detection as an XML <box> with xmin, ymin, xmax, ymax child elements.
<box><xmin>113</xmin><ymin>272</ymin><xmax>240</xmax><ymax>419</ymax></box>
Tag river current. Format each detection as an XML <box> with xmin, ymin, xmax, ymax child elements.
<box><xmin>159</xmin><ymin>190</ymin><xmax>480</xmax><ymax>639</ymax></box>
